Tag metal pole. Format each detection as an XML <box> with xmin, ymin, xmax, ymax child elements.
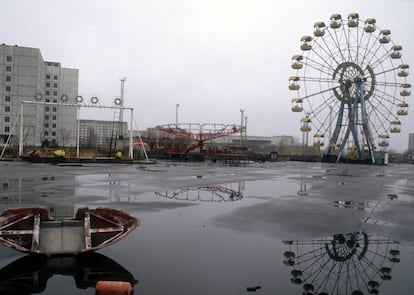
<box><xmin>244</xmin><ymin>116</ymin><xmax>248</xmax><ymax>143</ymax></box>
<box><xmin>129</xmin><ymin>109</ymin><xmax>134</xmax><ymax>159</ymax></box>
<box><xmin>176</xmin><ymin>103</ymin><xmax>179</xmax><ymax>126</ymax></box>
<box><xmin>19</xmin><ymin>103</ymin><xmax>24</xmax><ymax>156</ymax></box>
<box><xmin>240</xmin><ymin>109</ymin><xmax>244</xmax><ymax>145</ymax></box>
<box><xmin>76</xmin><ymin>106</ymin><xmax>80</xmax><ymax>158</ymax></box>
<box><xmin>119</xmin><ymin>78</ymin><xmax>126</xmax><ymax>138</ymax></box>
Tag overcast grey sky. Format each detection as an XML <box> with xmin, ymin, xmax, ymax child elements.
<box><xmin>2</xmin><ymin>0</ymin><xmax>413</xmax><ymax>151</ymax></box>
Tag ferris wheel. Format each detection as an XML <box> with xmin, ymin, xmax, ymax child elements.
<box><xmin>289</xmin><ymin>13</ymin><xmax>411</xmax><ymax>163</ymax></box>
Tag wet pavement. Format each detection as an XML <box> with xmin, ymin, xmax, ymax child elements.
<box><xmin>0</xmin><ymin>160</ymin><xmax>413</xmax><ymax>295</ymax></box>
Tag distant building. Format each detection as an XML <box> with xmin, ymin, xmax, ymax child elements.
<box><xmin>271</xmin><ymin>135</ymin><xmax>296</xmax><ymax>146</ymax></box>
<box><xmin>408</xmin><ymin>133</ymin><xmax>414</xmax><ymax>153</ymax></box>
<box><xmin>79</xmin><ymin>119</ymin><xmax>128</xmax><ymax>148</ymax></box>
<box><xmin>0</xmin><ymin>44</ymin><xmax>78</xmax><ymax>147</ymax></box>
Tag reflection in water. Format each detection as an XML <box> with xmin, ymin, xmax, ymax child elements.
<box><xmin>0</xmin><ymin>252</ymin><xmax>137</xmax><ymax>294</ymax></box>
<box><xmin>334</xmin><ymin>200</ymin><xmax>393</xmax><ymax>226</ymax></box>
<box><xmin>283</xmin><ymin>231</ymin><xmax>400</xmax><ymax>295</ymax></box>
<box><xmin>0</xmin><ymin>175</ymin><xmax>75</xmax><ymax>209</ymax></box>
<box><xmin>155</xmin><ymin>182</ymin><xmax>244</xmax><ymax>202</ymax></box>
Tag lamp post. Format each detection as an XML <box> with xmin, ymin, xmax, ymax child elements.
<box><xmin>240</xmin><ymin>109</ymin><xmax>245</xmax><ymax>145</ymax></box>
<box><xmin>244</xmin><ymin>116</ymin><xmax>248</xmax><ymax>143</ymax></box>
<box><xmin>175</xmin><ymin>103</ymin><xmax>179</xmax><ymax>127</ymax></box>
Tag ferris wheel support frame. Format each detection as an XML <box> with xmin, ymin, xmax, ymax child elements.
<box><xmin>335</xmin><ymin>80</ymin><xmax>376</xmax><ymax>163</ymax></box>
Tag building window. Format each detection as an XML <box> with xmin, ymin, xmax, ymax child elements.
<box><xmin>52</xmin><ymin>123</ymin><xmax>56</xmax><ymax>128</ymax></box>
<box><xmin>6</xmin><ymin>56</ymin><xmax>12</xmax><ymax>62</ymax></box>
<box><xmin>4</xmin><ymin>117</ymin><xmax>10</xmax><ymax>123</ymax></box>
<box><xmin>44</xmin><ymin>131</ymin><xmax>48</xmax><ymax>136</ymax></box>
<box><xmin>53</xmin><ymin>91</ymin><xmax>57</xmax><ymax>96</ymax></box>
<box><xmin>52</xmin><ymin>131</ymin><xmax>56</xmax><ymax>136</ymax></box>
<box><xmin>45</xmin><ymin>123</ymin><xmax>49</xmax><ymax>128</ymax></box>
<box><xmin>6</xmin><ymin>66</ymin><xmax>11</xmax><ymax>72</ymax></box>
<box><xmin>46</xmin><ymin>75</ymin><xmax>50</xmax><ymax>79</ymax></box>
<box><xmin>4</xmin><ymin>127</ymin><xmax>10</xmax><ymax>133</ymax></box>
<box><xmin>5</xmin><ymin>106</ymin><xmax>10</xmax><ymax>112</ymax></box>
<box><xmin>53</xmin><ymin>83</ymin><xmax>58</xmax><ymax>88</ymax></box>
<box><xmin>5</xmin><ymin>96</ymin><xmax>10</xmax><ymax>102</ymax></box>
<box><xmin>46</xmin><ymin>82</ymin><xmax>50</xmax><ymax>87</ymax></box>
<box><xmin>54</xmin><ymin>75</ymin><xmax>58</xmax><ymax>80</ymax></box>
<box><xmin>45</xmin><ymin>98</ymin><xmax>50</xmax><ymax>102</ymax></box>
<box><xmin>5</xmin><ymin>86</ymin><xmax>11</xmax><ymax>92</ymax></box>
<box><xmin>46</xmin><ymin>90</ymin><xmax>50</xmax><ymax>95</ymax></box>
<box><xmin>45</xmin><ymin>115</ymin><xmax>49</xmax><ymax>120</ymax></box>
<box><xmin>5</xmin><ymin>76</ymin><xmax>11</xmax><ymax>82</ymax></box>
<box><xmin>45</xmin><ymin>106</ymin><xmax>49</xmax><ymax>112</ymax></box>
<box><xmin>52</xmin><ymin>107</ymin><xmax>57</xmax><ymax>112</ymax></box>
<box><xmin>52</xmin><ymin>115</ymin><xmax>57</xmax><ymax>120</ymax></box>
<box><xmin>53</xmin><ymin>99</ymin><xmax>57</xmax><ymax>103</ymax></box>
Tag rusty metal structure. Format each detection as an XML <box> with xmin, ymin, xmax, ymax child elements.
<box><xmin>156</xmin><ymin>123</ymin><xmax>246</xmax><ymax>161</ymax></box>
<box><xmin>0</xmin><ymin>207</ymin><xmax>138</xmax><ymax>255</ymax></box>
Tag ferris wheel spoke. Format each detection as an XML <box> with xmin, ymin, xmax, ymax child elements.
<box><xmin>349</xmin><ymin>257</ymin><xmax>361</xmax><ymax>291</ymax></box>
<box><xmin>374</xmin><ymin>66</ymin><xmax>400</xmax><ymax>76</ymax></box>
<box><xmin>301</xmin><ymin>86</ymin><xmax>341</xmax><ymax>101</ymax></box>
<box><xmin>367</xmin><ymin>116</ymin><xmax>385</xmax><ymax>138</ymax></box>
<box><xmin>372</xmin><ymin>88</ymin><xmax>399</xmax><ymax>107</ymax></box>
<box><xmin>352</xmin><ymin>257</ymin><xmax>371</xmax><ymax>290</ymax></box>
<box><xmin>307</xmin><ymin>96</ymin><xmax>337</xmax><ymax>120</ymax></box>
<box><xmin>369</xmin><ymin>48</ymin><xmax>396</xmax><ymax>70</ymax></box>
<box><xmin>299</xmin><ymin>77</ymin><xmax>335</xmax><ymax>84</ymax></box>
<box><xmin>357</xmin><ymin>27</ymin><xmax>373</xmax><ymax>66</ymax></box>
<box><xmin>313</xmin><ymin>38</ymin><xmax>342</xmax><ymax>66</ymax></box>
<box><xmin>302</xmin><ymin>58</ymin><xmax>334</xmax><ymax>77</ymax></box>
<box><xmin>326</xmin><ymin>28</ymin><xmax>347</xmax><ymax>63</ymax></box>
<box><xmin>374</xmin><ymin>80</ymin><xmax>401</xmax><ymax>88</ymax></box>
<box><xmin>365</xmin><ymin>35</ymin><xmax>390</xmax><ymax>67</ymax></box>
<box><xmin>361</xmin><ymin>33</ymin><xmax>382</xmax><ymax>67</ymax></box>
<box><xmin>310</xmin><ymin>97</ymin><xmax>338</xmax><ymax>125</ymax></box>
<box><xmin>367</xmin><ymin>95</ymin><xmax>395</xmax><ymax>120</ymax></box>
<box><xmin>370</xmin><ymin>104</ymin><xmax>394</xmax><ymax>134</ymax></box>
<box><xmin>359</xmin><ymin>254</ymin><xmax>385</xmax><ymax>277</ymax></box>
<box><xmin>339</xmin><ymin>22</ymin><xmax>353</xmax><ymax>62</ymax></box>
<box><xmin>295</xmin><ymin>245</ymin><xmax>326</xmax><ymax>261</ymax></box>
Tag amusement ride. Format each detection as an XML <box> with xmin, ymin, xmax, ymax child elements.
<box><xmin>289</xmin><ymin>13</ymin><xmax>410</xmax><ymax>163</ymax></box>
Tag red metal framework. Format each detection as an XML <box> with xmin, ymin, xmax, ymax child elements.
<box><xmin>156</xmin><ymin>123</ymin><xmax>243</xmax><ymax>154</ymax></box>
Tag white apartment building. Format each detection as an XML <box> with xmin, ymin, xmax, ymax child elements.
<box><xmin>0</xmin><ymin>44</ymin><xmax>78</xmax><ymax>147</ymax></box>
<box><xmin>79</xmin><ymin>119</ymin><xmax>128</xmax><ymax>148</ymax></box>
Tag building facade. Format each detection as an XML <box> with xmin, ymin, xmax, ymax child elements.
<box><xmin>0</xmin><ymin>44</ymin><xmax>78</xmax><ymax>148</ymax></box>
<box><xmin>408</xmin><ymin>133</ymin><xmax>414</xmax><ymax>153</ymax></box>
<box><xmin>79</xmin><ymin>119</ymin><xmax>128</xmax><ymax>148</ymax></box>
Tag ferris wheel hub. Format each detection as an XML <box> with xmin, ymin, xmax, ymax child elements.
<box><xmin>333</xmin><ymin>62</ymin><xmax>375</xmax><ymax>103</ymax></box>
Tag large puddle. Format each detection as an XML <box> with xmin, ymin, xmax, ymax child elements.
<box><xmin>0</xmin><ymin>161</ymin><xmax>413</xmax><ymax>294</ymax></box>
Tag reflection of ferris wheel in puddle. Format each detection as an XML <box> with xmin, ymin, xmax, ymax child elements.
<box><xmin>283</xmin><ymin>231</ymin><xmax>400</xmax><ymax>295</ymax></box>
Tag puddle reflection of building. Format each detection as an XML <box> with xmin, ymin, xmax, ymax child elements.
<box><xmin>155</xmin><ymin>182</ymin><xmax>244</xmax><ymax>202</ymax></box>
<box><xmin>282</xmin><ymin>231</ymin><xmax>400</xmax><ymax>295</ymax></box>
<box><xmin>0</xmin><ymin>252</ymin><xmax>137</xmax><ymax>294</ymax></box>
<box><xmin>0</xmin><ymin>175</ymin><xmax>76</xmax><ymax>216</ymax></box>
